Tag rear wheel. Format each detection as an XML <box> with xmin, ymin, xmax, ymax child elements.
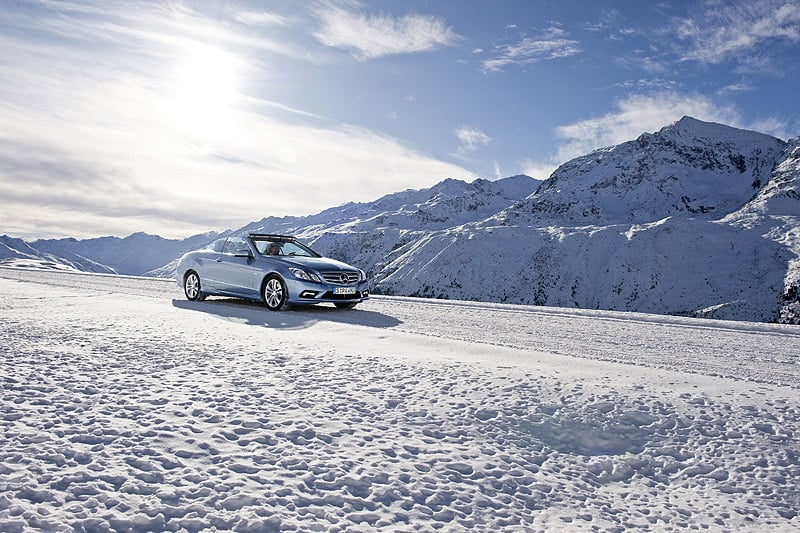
<box><xmin>263</xmin><ymin>275</ymin><xmax>289</xmax><ymax>311</ymax></box>
<box><xmin>334</xmin><ymin>302</ymin><xmax>357</xmax><ymax>310</ymax></box>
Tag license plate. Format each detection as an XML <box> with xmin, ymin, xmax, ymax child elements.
<box><xmin>334</xmin><ymin>287</ymin><xmax>356</xmax><ymax>295</ymax></box>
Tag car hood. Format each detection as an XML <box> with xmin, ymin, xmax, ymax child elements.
<box><xmin>279</xmin><ymin>256</ymin><xmax>358</xmax><ymax>272</ymax></box>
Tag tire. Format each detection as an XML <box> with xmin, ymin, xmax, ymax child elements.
<box><xmin>184</xmin><ymin>271</ymin><xmax>203</xmax><ymax>301</ymax></box>
<box><xmin>334</xmin><ymin>302</ymin><xmax>357</xmax><ymax>310</ymax></box>
<box><xmin>263</xmin><ymin>275</ymin><xmax>289</xmax><ymax>311</ymax></box>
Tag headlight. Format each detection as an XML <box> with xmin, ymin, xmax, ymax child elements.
<box><xmin>359</xmin><ymin>269</ymin><xmax>367</xmax><ymax>282</ymax></box>
<box><xmin>289</xmin><ymin>267</ymin><xmax>321</xmax><ymax>283</ymax></box>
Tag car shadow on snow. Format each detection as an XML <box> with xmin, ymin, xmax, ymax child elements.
<box><xmin>171</xmin><ymin>298</ymin><xmax>402</xmax><ymax>330</ymax></box>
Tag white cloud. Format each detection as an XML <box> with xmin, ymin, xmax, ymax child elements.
<box><xmin>312</xmin><ymin>3</ymin><xmax>458</xmax><ymax>60</ymax></box>
<box><xmin>674</xmin><ymin>0</ymin><xmax>800</xmax><ymax>66</ymax></box>
<box><xmin>482</xmin><ymin>27</ymin><xmax>580</xmax><ymax>72</ymax></box>
<box><xmin>455</xmin><ymin>126</ymin><xmax>492</xmax><ymax>152</ymax></box>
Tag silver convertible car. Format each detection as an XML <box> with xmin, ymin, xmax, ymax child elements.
<box><xmin>176</xmin><ymin>233</ymin><xmax>369</xmax><ymax>311</ymax></box>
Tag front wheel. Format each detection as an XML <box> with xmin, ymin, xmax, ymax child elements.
<box><xmin>263</xmin><ymin>275</ymin><xmax>289</xmax><ymax>311</ymax></box>
<box><xmin>184</xmin><ymin>271</ymin><xmax>203</xmax><ymax>301</ymax></box>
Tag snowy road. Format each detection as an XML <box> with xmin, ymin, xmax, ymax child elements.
<box><xmin>1</xmin><ymin>267</ymin><xmax>799</xmax><ymax>532</ymax></box>
<box><xmin>2</xmin><ymin>267</ymin><xmax>798</xmax><ymax>387</ymax></box>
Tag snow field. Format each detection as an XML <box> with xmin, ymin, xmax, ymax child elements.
<box><xmin>1</xmin><ymin>270</ymin><xmax>799</xmax><ymax>532</ymax></box>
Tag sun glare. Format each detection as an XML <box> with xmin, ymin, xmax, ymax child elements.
<box><xmin>165</xmin><ymin>42</ymin><xmax>243</xmax><ymax>141</ymax></box>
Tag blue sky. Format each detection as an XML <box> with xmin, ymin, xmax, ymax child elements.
<box><xmin>1</xmin><ymin>0</ymin><xmax>798</xmax><ymax>239</ymax></box>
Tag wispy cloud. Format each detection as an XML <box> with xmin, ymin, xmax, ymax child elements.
<box><xmin>748</xmin><ymin>116</ymin><xmax>792</xmax><ymax>141</ymax></box>
<box><xmin>614</xmin><ymin>78</ymin><xmax>679</xmax><ymax>91</ymax></box>
<box><xmin>234</xmin><ymin>10</ymin><xmax>290</xmax><ymax>27</ymax></box>
<box><xmin>482</xmin><ymin>27</ymin><xmax>580</xmax><ymax>73</ymax></box>
<box><xmin>673</xmin><ymin>0</ymin><xmax>800</xmax><ymax>68</ymax></box>
<box><xmin>716</xmin><ymin>82</ymin><xmax>754</xmax><ymax>95</ymax></box>
<box><xmin>312</xmin><ymin>2</ymin><xmax>458</xmax><ymax>60</ymax></box>
<box><xmin>613</xmin><ymin>54</ymin><xmax>669</xmax><ymax>75</ymax></box>
<box><xmin>455</xmin><ymin>126</ymin><xmax>492</xmax><ymax>152</ymax></box>
<box><xmin>582</xmin><ymin>8</ymin><xmax>626</xmax><ymax>34</ymax></box>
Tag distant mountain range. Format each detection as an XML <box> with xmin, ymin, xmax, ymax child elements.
<box><xmin>1</xmin><ymin>231</ymin><xmax>218</xmax><ymax>276</ymax></box>
<box><xmin>2</xmin><ymin>117</ymin><xmax>798</xmax><ymax>323</ymax></box>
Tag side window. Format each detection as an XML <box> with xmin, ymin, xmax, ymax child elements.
<box><xmin>208</xmin><ymin>238</ymin><xmax>226</xmax><ymax>252</ymax></box>
<box><xmin>223</xmin><ymin>237</ymin><xmax>250</xmax><ymax>255</ymax></box>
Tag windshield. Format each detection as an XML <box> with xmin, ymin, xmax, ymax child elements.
<box><xmin>251</xmin><ymin>237</ymin><xmax>319</xmax><ymax>258</ymax></box>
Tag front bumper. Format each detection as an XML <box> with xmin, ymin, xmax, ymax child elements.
<box><xmin>286</xmin><ymin>278</ymin><xmax>370</xmax><ymax>305</ymax></box>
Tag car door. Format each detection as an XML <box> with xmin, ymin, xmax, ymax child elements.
<box><xmin>210</xmin><ymin>237</ymin><xmax>262</xmax><ymax>297</ymax></box>
<box><xmin>193</xmin><ymin>238</ymin><xmax>227</xmax><ymax>291</ymax></box>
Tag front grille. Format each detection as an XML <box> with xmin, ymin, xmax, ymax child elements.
<box><xmin>321</xmin><ymin>271</ymin><xmax>359</xmax><ymax>285</ymax></box>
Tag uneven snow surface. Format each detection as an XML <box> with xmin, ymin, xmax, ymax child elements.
<box><xmin>1</xmin><ymin>268</ymin><xmax>799</xmax><ymax>532</ymax></box>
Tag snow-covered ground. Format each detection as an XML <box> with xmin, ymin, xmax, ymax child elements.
<box><xmin>1</xmin><ymin>267</ymin><xmax>799</xmax><ymax>532</ymax></box>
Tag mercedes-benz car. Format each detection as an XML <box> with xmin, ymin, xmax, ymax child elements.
<box><xmin>176</xmin><ymin>234</ymin><xmax>369</xmax><ymax>311</ymax></box>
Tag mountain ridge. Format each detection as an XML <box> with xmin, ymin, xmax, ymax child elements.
<box><xmin>497</xmin><ymin>116</ymin><xmax>786</xmax><ymax>227</ymax></box>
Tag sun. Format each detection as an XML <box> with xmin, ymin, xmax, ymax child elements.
<box><xmin>165</xmin><ymin>41</ymin><xmax>243</xmax><ymax>140</ymax></box>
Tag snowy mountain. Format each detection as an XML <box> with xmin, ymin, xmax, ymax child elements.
<box><xmin>243</xmin><ymin>117</ymin><xmax>799</xmax><ymax>323</ymax></box>
<box><xmin>365</xmin><ymin>118</ymin><xmax>797</xmax><ymax>321</ymax></box>
<box><xmin>499</xmin><ymin>116</ymin><xmax>784</xmax><ymax>226</ymax></box>
<box><xmin>2</xmin><ymin>117</ymin><xmax>798</xmax><ymax>323</ymax></box>
<box><xmin>240</xmin><ymin>174</ymin><xmax>541</xmax><ymax>285</ymax></box>
<box><xmin>0</xmin><ymin>234</ymin><xmax>114</xmax><ymax>273</ymax></box>
<box><xmin>725</xmin><ymin>137</ymin><xmax>800</xmax><ymax>322</ymax></box>
<box><xmin>239</xmin><ymin>174</ymin><xmax>539</xmax><ymax>234</ymax></box>
<box><xmin>389</xmin><ymin>120</ymin><xmax>796</xmax><ymax>321</ymax></box>
<box><xmin>30</xmin><ymin>231</ymin><xmax>221</xmax><ymax>276</ymax></box>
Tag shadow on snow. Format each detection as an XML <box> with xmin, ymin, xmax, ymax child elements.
<box><xmin>172</xmin><ymin>297</ymin><xmax>402</xmax><ymax>330</ymax></box>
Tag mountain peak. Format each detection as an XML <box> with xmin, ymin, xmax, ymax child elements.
<box><xmin>673</xmin><ymin>115</ymin><xmax>705</xmax><ymax>127</ymax></box>
<box><xmin>659</xmin><ymin>116</ymin><xmax>781</xmax><ymax>144</ymax></box>
<box><xmin>498</xmin><ymin>117</ymin><xmax>787</xmax><ymax>226</ymax></box>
